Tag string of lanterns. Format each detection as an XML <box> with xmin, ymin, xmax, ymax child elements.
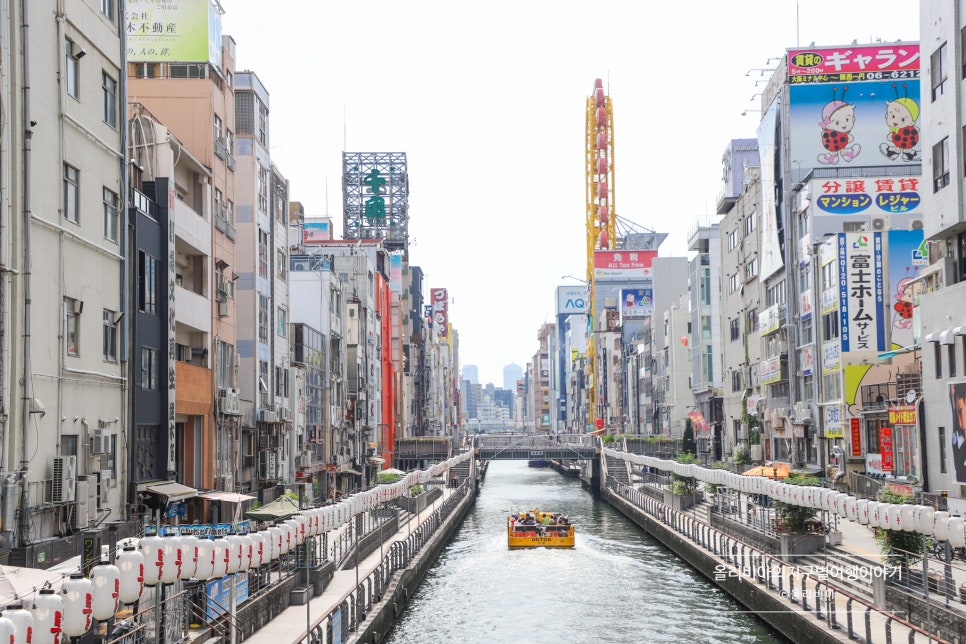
<box><xmin>0</xmin><ymin>451</ymin><xmax>471</xmax><ymax>642</ymax></box>
<box><xmin>602</xmin><ymin>447</ymin><xmax>966</xmax><ymax>548</ymax></box>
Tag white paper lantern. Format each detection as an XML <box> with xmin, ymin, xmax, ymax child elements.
<box><xmin>225</xmin><ymin>535</ymin><xmax>244</xmax><ymax>575</ymax></box>
<box><xmin>250</xmin><ymin>532</ymin><xmax>265</xmax><ymax>568</ymax></box>
<box><xmin>139</xmin><ymin>535</ymin><xmax>164</xmax><ymax>587</ymax></box>
<box><xmin>117</xmin><ymin>546</ymin><xmax>145</xmax><ymax>604</ymax></box>
<box><xmin>211</xmin><ymin>537</ymin><xmax>229</xmax><ymax>578</ymax></box>
<box><xmin>194</xmin><ymin>538</ymin><xmax>215</xmax><ymax>581</ymax></box>
<box><xmin>836</xmin><ymin>493</ymin><xmax>850</xmax><ymax>517</ymax></box>
<box><xmin>238</xmin><ymin>534</ymin><xmax>254</xmax><ymax>572</ymax></box>
<box><xmin>160</xmin><ymin>535</ymin><xmax>182</xmax><ymax>585</ymax></box>
<box><xmin>916</xmin><ymin>506</ymin><xmax>935</xmax><ymax>535</ymax></box>
<box><xmin>882</xmin><ymin>503</ymin><xmax>896</xmax><ymax>530</ymax></box>
<box><xmin>268</xmin><ymin>527</ymin><xmax>283</xmax><ymax>561</ymax></box>
<box><xmin>845</xmin><ymin>497</ymin><xmax>858</xmax><ymax>521</ymax></box>
<box><xmin>179</xmin><ymin>535</ymin><xmax>199</xmax><ymax>580</ymax></box>
<box><xmin>31</xmin><ymin>589</ymin><xmax>63</xmax><ymax>644</ymax></box>
<box><xmin>90</xmin><ymin>564</ymin><xmax>121</xmax><ymax>621</ymax></box>
<box><xmin>0</xmin><ymin>616</ymin><xmax>16</xmax><ymax>644</ymax></box>
<box><xmin>899</xmin><ymin>504</ymin><xmax>915</xmax><ymax>532</ymax></box>
<box><xmin>948</xmin><ymin>517</ymin><xmax>966</xmax><ymax>549</ymax></box>
<box><xmin>856</xmin><ymin>499</ymin><xmax>869</xmax><ymax>524</ymax></box>
<box><xmin>3</xmin><ymin>603</ymin><xmax>32</xmax><ymax>644</ymax></box>
<box><xmin>868</xmin><ymin>502</ymin><xmax>881</xmax><ymax>528</ymax></box>
<box><xmin>61</xmin><ymin>573</ymin><xmax>94</xmax><ymax>638</ymax></box>
<box><xmin>934</xmin><ymin>511</ymin><xmax>950</xmax><ymax>541</ymax></box>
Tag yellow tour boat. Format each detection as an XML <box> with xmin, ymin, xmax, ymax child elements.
<box><xmin>507</xmin><ymin>508</ymin><xmax>575</xmax><ymax>548</ymax></box>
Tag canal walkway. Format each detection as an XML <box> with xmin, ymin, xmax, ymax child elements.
<box><xmin>243</xmin><ymin>484</ymin><xmax>462</xmax><ymax>644</ymax></box>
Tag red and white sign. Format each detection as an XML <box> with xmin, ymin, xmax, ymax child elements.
<box><xmin>430</xmin><ymin>288</ymin><xmax>448</xmax><ymax>339</ymax></box>
<box><xmin>787</xmin><ymin>45</ymin><xmax>921</xmax><ymax>80</ymax></box>
<box><xmin>879</xmin><ymin>426</ymin><xmax>894</xmax><ymax>472</ymax></box>
<box><xmin>850</xmin><ymin>418</ymin><xmax>862</xmax><ymax>457</ymax></box>
<box><xmin>593</xmin><ymin>250</ymin><xmax>656</xmax><ymax>280</ymax></box>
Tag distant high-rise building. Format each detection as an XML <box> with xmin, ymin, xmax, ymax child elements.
<box><xmin>503</xmin><ymin>363</ymin><xmax>523</xmax><ymax>392</ymax></box>
<box><xmin>461</xmin><ymin>365</ymin><xmax>479</xmax><ymax>385</ymax></box>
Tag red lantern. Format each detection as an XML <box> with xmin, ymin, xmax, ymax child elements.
<box><xmin>595</xmin><ymin>417</ymin><xmax>604</xmax><ymax>430</ymax></box>
<box><xmin>680</xmin><ymin>336</ymin><xmax>689</xmax><ymax>346</ymax></box>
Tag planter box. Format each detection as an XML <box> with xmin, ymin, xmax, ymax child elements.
<box><xmin>289</xmin><ymin>584</ymin><xmax>314</xmax><ymax>606</ymax></box>
<box><xmin>778</xmin><ymin>533</ymin><xmax>826</xmax><ymax>562</ymax></box>
<box><xmin>663</xmin><ymin>490</ymin><xmax>703</xmax><ymax>511</ymax></box>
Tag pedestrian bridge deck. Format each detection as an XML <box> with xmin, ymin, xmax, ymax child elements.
<box><xmin>474</xmin><ymin>434</ymin><xmax>597</xmax><ymax>460</ymax></box>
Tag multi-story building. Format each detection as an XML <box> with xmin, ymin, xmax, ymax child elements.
<box><xmin>687</xmin><ymin>221</ymin><xmax>723</xmax><ymax>462</ymax></box>
<box><xmin>1</xmin><ymin>0</ymin><xmax>130</xmax><ymax>550</ymax></box>
<box><xmin>127</xmin><ymin>16</ymin><xmax>239</xmax><ymax>494</ymax></box>
<box><xmin>716</xmin><ymin>141</ymin><xmax>763</xmax><ymax>464</ymax></box>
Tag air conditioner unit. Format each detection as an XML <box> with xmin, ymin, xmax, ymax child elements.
<box><xmin>278</xmin><ymin>407</ymin><xmax>291</xmax><ymax>422</ymax></box>
<box><xmin>218</xmin><ymin>301</ymin><xmax>229</xmax><ymax>318</ymax></box>
<box><xmin>90</xmin><ymin>429</ymin><xmax>111</xmax><ymax>455</ymax></box>
<box><xmin>871</xmin><ymin>217</ymin><xmax>887</xmax><ymax>231</ymax></box>
<box><xmin>97</xmin><ymin>470</ymin><xmax>111</xmax><ymax>506</ymax></box>
<box><xmin>292</xmin><ymin>260</ymin><xmax>310</xmax><ymax>271</ymax></box>
<box><xmin>75</xmin><ymin>477</ymin><xmax>90</xmax><ymax>528</ymax></box>
<box><xmin>910</xmin><ymin>219</ymin><xmax>923</xmax><ymax>230</ymax></box>
<box><xmin>52</xmin><ymin>455</ymin><xmax>77</xmax><ymax>503</ymax></box>
<box><xmin>296</xmin><ymin>452</ymin><xmax>312</xmax><ymax>469</ymax></box>
<box><xmin>218</xmin><ymin>388</ymin><xmax>240</xmax><ymax>415</ymax></box>
<box><xmin>750</xmin><ymin>444</ymin><xmax>763</xmax><ymax>461</ymax></box>
<box><xmin>258</xmin><ymin>409</ymin><xmax>277</xmax><ymax>423</ymax></box>
<box><xmin>793</xmin><ymin>402</ymin><xmax>812</xmax><ymax>424</ymax></box>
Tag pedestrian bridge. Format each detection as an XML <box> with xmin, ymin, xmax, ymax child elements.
<box><xmin>474</xmin><ymin>433</ymin><xmax>597</xmax><ymax>461</ymax></box>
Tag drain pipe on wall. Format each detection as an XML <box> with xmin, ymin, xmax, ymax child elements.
<box><xmin>17</xmin><ymin>0</ymin><xmax>35</xmax><ymax>548</ymax></box>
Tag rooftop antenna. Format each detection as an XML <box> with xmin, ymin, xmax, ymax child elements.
<box><xmin>342</xmin><ymin>104</ymin><xmax>347</xmax><ymax>151</ymax></box>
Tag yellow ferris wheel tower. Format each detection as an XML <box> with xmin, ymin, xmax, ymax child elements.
<box><xmin>585</xmin><ymin>78</ymin><xmax>615</xmax><ymax>430</ymax></box>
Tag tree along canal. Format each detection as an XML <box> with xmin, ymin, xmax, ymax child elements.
<box><xmin>384</xmin><ymin>460</ymin><xmax>788</xmax><ymax>643</ymax></box>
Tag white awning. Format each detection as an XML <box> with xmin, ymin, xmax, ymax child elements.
<box><xmin>137</xmin><ymin>480</ymin><xmax>199</xmax><ymax>503</ymax></box>
<box><xmin>941</xmin><ymin>330</ymin><xmax>954</xmax><ymax>345</ymax></box>
<box><xmin>197</xmin><ymin>491</ymin><xmax>255</xmax><ymax>503</ymax></box>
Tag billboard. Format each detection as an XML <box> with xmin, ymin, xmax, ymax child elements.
<box><xmin>787</xmin><ymin>44</ymin><xmax>920</xmax><ymax>171</ymax></box>
<box><xmin>620</xmin><ymin>288</ymin><xmax>653</xmax><ymax>319</ymax></box>
<box><xmin>886</xmin><ymin>230</ymin><xmax>926</xmax><ymax>350</ymax></box>
<box><xmin>556</xmin><ymin>285</ymin><xmax>587</xmax><ymax>316</ymax></box>
<box><xmin>303</xmin><ymin>219</ymin><xmax>332</xmax><ymax>244</ymax></box>
<box><xmin>127</xmin><ymin>0</ymin><xmax>223</xmax><ymax>66</ymax></box>
<box><xmin>837</xmin><ymin>232</ymin><xmax>885</xmax><ymax>353</ymax></box>
<box><xmin>593</xmin><ymin>250</ymin><xmax>656</xmax><ymax>280</ymax></box>
<box><xmin>389</xmin><ymin>252</ymin><xmax>403</xmax><ymax>295</ymax></box>
<box><xmin>758</xmin><ymin>101</ymin><xmax>784</xmax><ymax>280</ymax></box>
<box><xmin>430</xmin><ymin>288</ymin><xmax>448</xmax><ymax>339</ymax></box>
<box><xmin>948</xmin><ymin>381</ymin><xmax>966</xmax><ymax>483</ymax></box>
<box><xmin>811</xmin><ymin>176</ymin><xmax>922</xmax><ymax>218</ymax></box>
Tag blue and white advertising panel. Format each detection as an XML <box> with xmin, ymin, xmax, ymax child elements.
<box><xmin>620</xmin><ymin>288</ymin><xmax>653</xmax><ymax>319</ymax></box>
<box><xmin>886</xmin><ymin>229</ymin><xmax>926</xmax><ymax>350</ymax></box>
<box><xmin>556</xmin><ymin>285</ymin><xmax>587</xmax><ymax>316</ymax></box>
<box><xmin>837</xmin><ymin>232</ymin><xmax>885</xmax><ymax>353</ymax></box>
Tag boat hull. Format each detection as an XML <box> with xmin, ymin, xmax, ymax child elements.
<box><xmin>507</xmin><ymin>508</ymin><xmax>574</xmax><ymax>548</ymax></box>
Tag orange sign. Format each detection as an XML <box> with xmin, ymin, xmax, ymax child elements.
<box><xmin>887</xmin><ymin>404</ymin><xmax>917</xmax><ymax>425</ymax></box>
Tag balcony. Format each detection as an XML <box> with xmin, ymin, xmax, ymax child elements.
<box><xmin>173</xmin><ymin>198</ymin><xmax>211</xmax><ymax>253</ymax></box>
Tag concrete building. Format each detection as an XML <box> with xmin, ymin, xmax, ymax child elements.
<box><xmin>0</xmin><ymin>0</ymin><xmax>130</xmax><ymax>549</ymax></box>
<box><xmin>127</xmin><ymin>21</ymin><xmax>239</xmax><ymax>494</ymax></box>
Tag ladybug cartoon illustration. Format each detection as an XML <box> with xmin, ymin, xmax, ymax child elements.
<box><xmin>892</xmin><ymin>276</ymin><xmax>922</xmax><ymax>330</ymax></box>
<box><xmin>879</xmin><ymin>83</ymin><xmax>920</xmax><ymax>162</ymax></box>
<box><xmin>818</xmin><ymin>86</ymin><xmax>860</xmax><ymax>165</ymax></box>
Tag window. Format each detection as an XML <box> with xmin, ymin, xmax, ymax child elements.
<box><xmin>935</xmin><ymin>342</ymin><xmax>942</xmax><ymax>379</ymax></box>
<box><xmin>258</xmin><ymin>229</ymin><xmax>269</xmax><ymax>278</ymax></box>
<box><xmin>765</xmin><ymin>280</ymin><xmax>786</xmax><ymax>307</ymax></box>
<box><xmin>141</xmin><ymin>347</ymin><xmax>158</xmax><ymax>390</ymax></box>
<box><xmin>744</xmin><ymin>213</ymin><xmax>756</xmax><ymax>236</ymax></box>
<box><xmin>257</xmin><ymin>165</ymin><xmax>269</xmax><ymax>212</ymax></box>
<box><xmin>103</xmin><ymin>187</ymin><xmax>119</xmax><ymax>242</ymax></box>
<box><xmin>258</xmin><ymin>295</ymin><xmax>270</xmax><ymax>342</ymax></box>
<box><xmin>102</xmin><ymin>71</ymin><xmax>117</xmax><ymax>127</ymax></box>
<box><xmin>729</xmin><ymin>318</ymin><xmax>740</xmax><ymax>342</ymax></box>
<box><xmin>822</xmin><ymin>311</ymin><xmax>839</xmax><ymax>340</ymax></box>
<box><xmin>934</xmin><ymin>137</ymin><xmax>950</xmax><ymax>192</ymax></box>
<box><xmin>215</xmin><ymin>340</ymin><xmax>235</xmax><ymax>389</ymax></box>
<box><xmin>744</xmin><ymin>257</ymin><xmax>758</xmax><ymax>282</ymax></box>
<box><xmin>225</xmin><ymin>200</ymin><xmax>234</xmax><ymax>226</ymax></box>
<box><xmin>729</xmin><ymin>273</ymin><xmax>738</xmax><ymax>293</ymax></box>
<box><xmin>276</xmin><ymin>307</ymin><xmax>287</xmax><ymax>338</ymax></box>
<box><xmin>746</xmin><ymin>308</ymin><xmax>758</xmax><ymax>332</ymax></box>
<box><xmin>64</xmin><ymin>164</ymin><xmax>79</xmax><ymax>223</ymax></box>
<box><xmin>66</xmin><ymin>39</ymin><xmax>79</xmax><ymax>98</ymax></box>
<box><xmin>138</xmin><ymin>251</ymin><xmax>158</xmax><ymax>315</ymax></box>
<box><xmin>931</xmin><ymin>42</ymin><xmax>948</xmax><ymax>101</ymax></box>
<box><xmin>100</xmin><ymin>0</ymin><xmax>115</xmax><ymax>21</ymax></box>
<box><xmin>940</xmin><ymin>427</ymin><xmax>947</xmax><ymax>473</ymax></box>
<box><xmin>950</xmin><ymin>343</ymin><xmax>958</xmax><ymax>378</ymax></box>
<box><xmin>103</xmin><ymin>309</ymin><xmax>117</xmax><ymax>361</ymax></box>
<box><xmin>225</xmin><ymin>130</ymin><xmax>234</xmax><ymax>156</ymax></box>
<box><xmin>65</xmin><ymin>298</ymin><xmax>79</xmax><ymax>356</ymax></box>
<box><xmin>730</xmin><ymin>369</ymin><xmax>742</xmax><ymax>391</ymax></box>
<box><xmin>214</xmin><ymin>114</ymin><xmax>223</xmax><ymax>143</ymax></box>
<box><xmin>962</xmin><ymin>27</ymin><xmax>966</xmax><ymax>78</ymax></box>
<box><xmin>132</xmin><ymin>63</ymin><xmax>156</xmax><ymax>78</ymax></box>
<box><xmin>277</xmin><ymin>249</ymin><xmax>287</xmax><ymax>280</ymax></box>
<box><xmin>727</xmin><ymin>229</ymin><xmax>737</xmax><ymax>251</ymax></box>
<box><xmin>214</xmin><ymin>188</ymin><xmax>223</xmax><ymax>220</ymax></box>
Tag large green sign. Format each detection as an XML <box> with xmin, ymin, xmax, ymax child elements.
<box><xmin>127</xmin><ymin>0</ymin><xmax>222</xmax><ymax>65</ymax></box>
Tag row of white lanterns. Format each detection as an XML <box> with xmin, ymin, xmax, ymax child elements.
<box><xmin>0</xmin><ymin>452</ymin><xmax>473</xmax><ymax>643</ymax></box>
<box><xmin>606</xmin><ymin>447</ymin><xmax>966</xmax><ymax>546</ymax></box>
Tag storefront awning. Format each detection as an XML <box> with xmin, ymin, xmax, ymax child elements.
<box><xmin>197</xmin><ymin>491</ymin><xmax>255</xmax><ymax>503</ymax></box>
<box><xmin>137</xmin><ymin>480</ymin><xmax>199</xmax><ymax>503</ymax></box>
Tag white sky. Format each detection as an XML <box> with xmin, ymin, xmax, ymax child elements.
<box><xmin>221</xmin><ymin>0</ymin><xmax>919</xmax><ymax>388</ymax></box>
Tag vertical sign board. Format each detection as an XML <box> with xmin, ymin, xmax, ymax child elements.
<box><xmin>879</xmin><ymin>426</ymin><xmax>894</xmax><ymax>472</ymax></box>
<box><xmin>430</xmin><ymin>288</ymin><xmax>448</xmax><ymax>339</ymax></box>
<box><xmin>837</xmin><ymin>232</ymin><xmax>885</xmax><ymax>353</ymax></box>
<box><xmin>620</xmin><ymin>288</ymin><xmax>653</xmax><ymax>319</ymax></box>
<box><xmin>886</xmin><ymin>230</ymin><xmax>927</xmax><ymax>350</ymax></box>
<box><xmin>850</xmin><ymin>418</ymin><xmax>862</xmax><ymax>457</ymax></box>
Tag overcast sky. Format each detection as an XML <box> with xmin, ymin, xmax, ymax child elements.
<box><xmin>221</xmin><ymin>0</ymin><xmax>919</xmax><ymax>387</ymax></box>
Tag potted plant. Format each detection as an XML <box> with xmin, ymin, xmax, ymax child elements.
<box><xmin>873</xmin><ymin>486</ymin><xmax>924</xmax><ymax>569</ymax></box>
<box><xmin>772</xmin><ymin>473</ymin><xmax>826</xmax><ymax>560</ymax></box>
<box><xmin>665</xmin><ymin>452</ymin><xmax>702</xmax><ymax>510</ymax></box>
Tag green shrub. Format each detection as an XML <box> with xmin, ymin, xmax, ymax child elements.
<box><xmin>671</xmin><ymin>452</ymin><xmax>699</xmax><ymax>495</ymax></box>
<box><xmin>409</xmin><ymin>484</ymin><xmax>423</xmax><ymax>497</ymax></box>
<box><xmin>772</xmin><ymin>473</ymin><xmax>820</xmax><ymax>533</ymax></box>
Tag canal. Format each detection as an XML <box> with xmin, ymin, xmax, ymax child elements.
<box><xmin>385</xmin><ymin>460</ymin><xmax>787</xmax><ymax>643</ymax></box>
